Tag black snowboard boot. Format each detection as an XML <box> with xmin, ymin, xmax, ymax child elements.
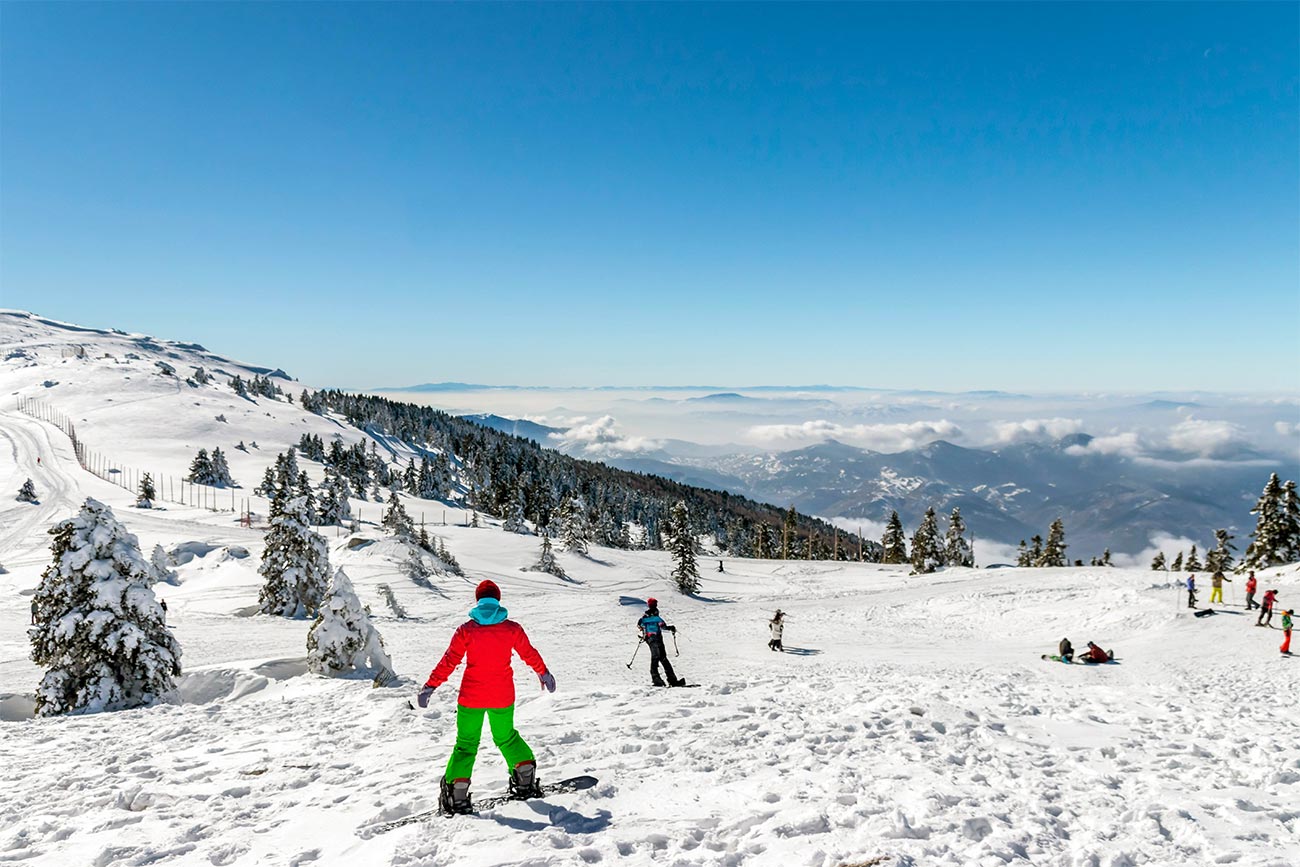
<box><xmin>440</xmin><ymin>777</ymin><xmax>472</xmax><ymax>815</ymax></box>
<box><xmin>670</xmin><ymin>678</ymin><xmax>687</xmax><ymax>687</ymax></box>
<box><xmin>508</xmin><ymin>761</ymin><xmax>542</xmax><ymax>799</ymax></box>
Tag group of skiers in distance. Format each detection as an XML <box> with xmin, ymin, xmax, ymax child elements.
<box><xmin>1185</xmin><ymin>570</ymin><xmax>1291</xmax><ymax>655</ymax></box>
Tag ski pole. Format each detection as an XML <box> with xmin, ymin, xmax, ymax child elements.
<box><xmin>672</xmin><ymin>631</ymin><xmax>680</xmax><ymax>658</ymax></box>
<box><xmin>625</xmin><ymin>638</ymin><xmax>644</xmax><ymax>669</ymax></box>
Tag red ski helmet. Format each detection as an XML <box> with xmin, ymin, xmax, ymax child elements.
<box><xmin>476</xmin><ymin>580</ymin><xmax>501</xmax><ymax>601</ymax></box>
<box><xmin>646</xmin><ymin>597</ymin><xmax>658</xmax><ymax>607</ymax></box>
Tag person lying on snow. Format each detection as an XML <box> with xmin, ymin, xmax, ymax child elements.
<box><xmin>1079</xmin><ymin>641</ymin><xmax>1114</xmax><ymax>663</ymax></box>
<box><xmin>417</xmin><ymin>580</ymin><xmax>557</xmax><ymax>814</ymax></box>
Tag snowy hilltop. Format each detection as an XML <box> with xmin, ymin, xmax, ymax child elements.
<box><xmin>1</xmin><ymin>310</ymin><xmax>1299</xmax><ymax>866</ymax></box>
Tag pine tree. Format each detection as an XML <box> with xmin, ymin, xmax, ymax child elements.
<box><xmin>1283</xmin><ymin>480</ymin><xmax>1300</xmax><ymax>563</ymax></box>
<box><xmin>1185</xmin><ymin>544</ymin><xmax>1202</xmax><ymax>572</ymax></box>
<box><xmin>1100</xmin><ymin>548</ymin><xmax>1112</xmax><ymax>567</ymax></box>
<box><xmin>782</xmin><ymin>506</ymin><xmax>798</xmax><ymax>560</ymax></box>
<box><xmin>257</xmin><ymin>495</ymin><xmax>330</xmax><ymax>618</ymax></box>
<box><xmin>1171</xmin><ymin>551</ymin><xmax>1184</xmax><ymax>571</ymax></box>
<box><xmin>1028</xmin><ymin>535</ymin><xmax>1044</xmax><ymax>566</ymax></box>
<box><xmin>150</xmin><ymin>544</ymin><xmax>179</xmax><ymax>585</ymax></box>
<box><xmin>503</xmin><ymin>487</ymin><xmax>527</xmax><ymax>533</ymax></box>
<box><xmin>943</xmin><ymin>507</ymin><xmax>974</xmax><ymax>567</ymax></box>
<box><xmin>667</xmin><ymin>500</ymin><xmax>700</xmax><ymax>595</ymax></box>
<box><xmin>909</xmin><ymin>507</ymin><xmax>942</xmax><ymax>574</ymax></box>
<box><xmin>138</xmin><ymin>473</ymin><xmax>156</xmax><ymax>506</ymax></box>
<box><xmin>1038</xmin><ymin>519</ymin><xmax>1067</xmax><ymax>567</ymax></box>
<box><xmin>318</xmin><ymin>468</ymin><xmax>352</xmax><ymax>525</ymax></box>
<box><xmin>306</xmin><ymin>568</ymin><xmax>393</xmax><ymax>677</ymax></box>
<box><xmin>16</xmin><ymin>478</ymin><xmax>37</xmax><ymax>503</ymax></box>
<box><xmin>1151</xmin><ymin>551</ymin><xmax>1167</xmax><ymax>570</ymax></box>
<box><xmin>29</xmin><ymin>499</ymin><xmax>181</xmax><ymax>715</ymax></box>
<box><xmin>1016</xmin><ymin>540</ymin><xmax>1031</xmax><ymax>567</ymax></box>
<box><xmin>881</xmin><ymin>512</ymin><xmax>908</xmax><ymax>564</ymax></box>
<box><xmin>1241</xmin><ymin>473</ymin><xmax>1289</xmax><ymax>569</ymax></box>
<box><xmin>436</xmin><ymin>537</ymin><xmax>463</xmax><ymax>576</ymax></box>
<box><xmin>188</xmin><ymin>448</ymin><xmax>213</xmax><ymax>484</ymax></box>
<box><xmin>531</xmin><ymin>528</ymin><xmax>566</xmax><ymax>579</ymax></box>
<box><xmin>559</xmin><ymin>495</ymin><xmax>590</xmax><ymax>554</ymax></box>
<box><xmin>1205</xmin><ymin>529</ymin><xmax>1236</xmax><ymax>574</ymax></box>
<box><xmin>382</xmin><ymin>493</ymin><xmax>415</xmax><ymax>537</ymax></box>
<box><xmin>257</xmin><ymin>466</ymin><xmax>276</xmax><ymax>498</ymax></box>
<box><xmin>296</xmin><ymin>471</ymin><xmax>318</xmax><ymax>524</ymax></box>
<box><xmin>210</xmin><ymin>448</ymin><xmax>234</xmax><ymax>487</ymax></box>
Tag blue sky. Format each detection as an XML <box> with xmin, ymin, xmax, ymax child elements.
<box><xmin>2</xmin><ymin>3</ymin><xmax>1296</xmax><ymax>392</ymax></box>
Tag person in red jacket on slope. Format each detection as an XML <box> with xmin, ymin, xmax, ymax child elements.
<box><xmin>417</xmin><ymin>580</ymin><xmax>556</xmax><ymax>814</ymax></box>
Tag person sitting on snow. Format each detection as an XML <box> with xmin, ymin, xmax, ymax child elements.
<box><xmin>1079</xmin><ymin>641</ymin><xmax>1113</xmax><ymax>664</ymax></box>
<box><xmin>1058</xmin><ymin>638</ymin><xmax>1074</xmax><ymax>663</ymax></box>
<box><xmin>417</xmin><ymin>580</ymin><xmax>556</xmax><ymax>814</ymax></box>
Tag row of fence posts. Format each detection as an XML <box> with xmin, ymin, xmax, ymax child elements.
<box><xmin>15</xmin><ymin>397</ymin><xmax>480</xmax><ymax>531</ymax></box>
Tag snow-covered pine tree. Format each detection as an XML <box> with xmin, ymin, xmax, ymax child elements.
<box><xmin>318</xmin><ymin>468</ymin><xmax>352</xmax><ymax>525</ymax></box>
<box><xmin>210</xmin><ymin>448</ymin><xmax>234</xmax><ymax>487</ymax></box>
<box><xmin>559</xmin><ymin>495</ymin><xmax>590</xmax><ymax>554</ymax></box>
<box><xmin>531</xmin><ymin>528</ymin><xmax>566</xmax><ymax>578</ymax></box>
<box><xmin>1284</xmin><ymin>480</ymin><xmax>1300</xmax><ymax>563</ymax></box>
<box><xmin>1171</xmin><ymin>551</ymin><xmax>1184</xmax><ymax>571</ymax></box>
<box><xmin>1016</xmin><ymin>540</ymin><xmax>1031</xmax><ymax>567</ymax></box>
<box><xmin>1241</xmin><ymin>474</ymin><xmax>1294</xmax><ymax>569</ymax></box>
<box><xmin>436</xmin><ymin>536</ymin><xmax>463</xmax><ymax>576</ymax></box>
<box><xmin>150</xmin><ymin>544</ymin><xmax>179</xmax><ymax>585</ymax></box>
<box><xmin>1038</xmin><ymin>519</ymin><xmax>1067</xmax><ymax>567</ymax></box>
<box><xmin>943</xmin><ymin>507</ymin><xmax>974</xmax><ymax>567</ymax></box>
<box><xmin>295</xmin><ymin>471</ymin><xmax>318</xmax><ymax>524</ymax></box>
<box><xmin>1205</xmin><ymin>529</ymin><xmax>1236</xmax><ymax>574</ymax></box>
<box><xmin>188</xmin><ymin>449</ymin><xmax>213</xmax><ymax>484</ymax></box>
<box><xmin>503</xmin><ymin>487</ymin><xmax>527</xmax><ymax>533</ymax></box>
<box><xmin>137</xmin><ymin>473</ymin><xmax>156</xmax><ymax>507</ymax></box>
<box><xmin>17</xmin><ymin>478</ymin><xmax>37</xmax><ymax>503</ymax></box>
<box><xmin>257</xmin><ymin>466</ymin><xmax>276</xmax><ymax>498</ymax></box>
<box><xmin>1151</xmin><ymin>551</ymin><xmax>1167</xmax><ymax>570</ymax></box>
<box><xmin>909</xmin><ymin>507</ymin><xmax>943</xmax><ymax>574</ymax></box>
<box><xmin>782</xmin><ymin>506</ymin><xmax>798</xmax><ymax>560</ymax></box>
<box><xmin>881</xmin><ymin>511</ymin><xmax>908</xmax><ymax>564</ymax></box>
<box><xmin>1028</xmin><ymin>535</ymin><xmax>1044</xmax><ymax>566</ymax></box>
<box><xmin>382</xmin><ymin>493</ymin><xmax>415</xmax><ymax>537</ymax></box>
<box><xmin>306</xmin><ymin>568</ymin><xmax>393</xmax><ymax>678</ymax></box>
<box><xmin>1185</xmin><ymin>544</ymin><xmax>1202</xmax><ymax>572</ymax></box>
<box><xmin>257</xmin><ymin>495</ymin><xmax>330</xmax><ymax>618</ymax></box>
<box><xmin>667</xmin><ymin>500</ymin><xmax>700</xmax><ymax>594</ymax></box>
<box><xmin>29</xmin><ymin>499</ymin><xmax>181</xmax><ymax>716</ymax></box>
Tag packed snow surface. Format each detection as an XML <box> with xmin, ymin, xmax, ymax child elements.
<box><xmin>2</xmin><ymin>311</ymin><xmax>1299</xmax><ymax>866</ymax></box>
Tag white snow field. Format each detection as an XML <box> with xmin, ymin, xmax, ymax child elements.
<box><xmin>1</xmin><ymin>310</ymin><xmax>1298</xmax><ymax>867</ymax></box>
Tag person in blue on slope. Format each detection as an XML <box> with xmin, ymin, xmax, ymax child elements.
<box><xmin>637</xmin><ymin>597</ymin><xmax>686</xmax><ymax>687</ymax></box>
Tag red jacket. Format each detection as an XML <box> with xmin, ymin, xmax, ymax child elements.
<box><xmin>1083</xmin><ymin>645</ymin><xmax>1109</xmax><ymax>663</ymax></box>
<box><xmin>1262</xmin><ymin>591</ymin><xmax>1278</xmax><ymax>610</ymax></box>
<box><xmin>1246</xmin><ymin>577</ymin><xmax>1257</xmax><ymax>594</ymax></box>
<box><xmin>426</xmin><ymin>619</ymin><xmax>547</xmax><ymax>708</ymax></box>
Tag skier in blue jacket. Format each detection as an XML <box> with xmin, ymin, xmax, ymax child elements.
<box><xmin>637</xmin><ymin>598</ymin><xmax>685</xmax><ymax>687</ymax></box>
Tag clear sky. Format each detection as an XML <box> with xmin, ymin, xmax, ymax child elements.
<box><xmin>2</xmin><ymin>3</ymin><xmax>1296</xmax><ymax>392</ymax></box>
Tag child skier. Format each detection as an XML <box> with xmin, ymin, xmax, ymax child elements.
<box><xmin>1281</xmin><ymin>610</ymin><xmax>1293</xmax><ymax>655</ymax></box>
<box><xmin>1209</xmin><ymin>571</ymin><xmax>1231</xmax><ymax>604</ymax></box>
<box><xmin>768</xmin><ymin>610</ymin><xmax>786</xmax><ymax>651</ymax></box>
<box><xmin>637</xmin><ymin>598</ymin><xmax>685</xmax><ymax>687</ymax></box>
<box><xmin>417</xmin><ymin>580</ymin><xmax>556</xmax><ymax>814</ymax></box>
<box><xmin>1257</xmin><ymin>589</ymin><xmax>1279</xmax><ymax>628</ymax></box>
<box><xmin>1186</xmin><ymin>574</ymin><xmax>1197</xmax><ymax>609</ymax></box>
<box><xmin>1245</xmin><ymin>571</ymin><xmax>1258</xmax><ymax>611</ymax></box>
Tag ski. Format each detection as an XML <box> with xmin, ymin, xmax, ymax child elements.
<box><xmin>363</xmin><ymin>775</ymin><xmax>599</xmax><ymax>833</ymax></box>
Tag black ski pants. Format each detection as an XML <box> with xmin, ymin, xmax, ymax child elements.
<box><xmin>1258</xmin><ymin>607</ymin><xmax>1274</xmax><ymax>627</ymax></box>
<box><xmin>1245</xmin><ymin>592</ymin><xmax>1257</xmax><ymax>611</ymax></box>
<box><xmin>647</xmin><ymin>634</ymin><xmax>678</xmax><ymax>686</ymax></box>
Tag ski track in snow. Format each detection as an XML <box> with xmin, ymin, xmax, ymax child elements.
<box><xmin>2</xmin><ymin>316</ymin><xmax>1299</xmax><ymax>866</ymax></box>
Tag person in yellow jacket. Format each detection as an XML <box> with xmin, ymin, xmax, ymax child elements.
<box><xmin>1209</xmin><ymin>571</ymin><xmax>1231</xmax><ymax>605</ymax></box>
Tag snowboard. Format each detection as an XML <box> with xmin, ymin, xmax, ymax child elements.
<box><xmin>1193</xmin><ymin>609</ymin><xmax>1217</xmax><ymax>618</ymax></box>
<box><xmin>364</xmin><ymin>775</ymin><xmax>599</xmax><ymax>833</ymax></box>
<box><xmin>1041</xmin><ymin>654</ymin><xmax>1072</xmax><ymax>664</ymax></box>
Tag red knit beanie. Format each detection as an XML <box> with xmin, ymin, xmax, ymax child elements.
<box><xmin>476</xmin><ymin>580</ymin><xmax>501</xmax><ymax>601</ymax></box>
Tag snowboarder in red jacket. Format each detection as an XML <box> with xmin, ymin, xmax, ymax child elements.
<box><xmin>417</xmin><ymin>580</ymin><xmax>556</xmax><ymax>814</ymax></box>
<box><xmin>1257</xmin><ymin>589</ymin><xmax>1279</xmax><ymax>628</ymax></box>
<box><xmin>1080</xmin><ymin>642</ymin><xmax>1113</xmax><ymax>664</ymax></box>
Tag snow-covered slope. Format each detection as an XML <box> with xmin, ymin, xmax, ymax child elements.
<box><xmin>2</xmin><ymin>311</ymin><xmax>1299</xmax><ymax>867</ymax></box>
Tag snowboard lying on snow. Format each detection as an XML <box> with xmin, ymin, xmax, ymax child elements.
<box><xmin>1041</xmin><ymin>655</ymin><xmax>1119</xmax><ymax>664</ymax></box>
<box><xmin>364</xmin><ymin>775</ymin><xmax>599</xmax><ymax>833</ymax></box>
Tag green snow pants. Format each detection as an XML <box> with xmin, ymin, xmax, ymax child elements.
<box><xmin>444</xmin><ymin>704</ymin><xmax>534</xmax><ymax>782</ymax></box>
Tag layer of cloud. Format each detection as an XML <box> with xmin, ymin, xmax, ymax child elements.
<box><xmin>1065</xmin><ymin>417</ymin><xmax>1257</xmax><ymax>461</ymax></box>
<box><xmin>746</xmin><ymin>419</ymin><xmax>962</xmax><ymax>452</ymax></box>
<box><xmin>549</xmin><ymin>415</ymin><xmax>661</xmax><ymax>454</ymax></box>
<box><xmin>1166</xmin><ymin>418</ymin><xmax>1250</xmax><ymax>458</ymax></box>
<box><xmin>990</xmin><ymin>417</ymin><xmax>1084</xmax><ymax>444</ymax></box>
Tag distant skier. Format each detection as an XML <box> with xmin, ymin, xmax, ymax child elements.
<box><xmin>1245</xmin><ymin>571</ymin><xmax>1259</xmax><ymax>611</ymax></box>
<box><xmin>637</xmin><ymin>598</ymin><xmax>685</xmax><ymax>687</ymax></box>
<box><xmin>160</xmin><ymin>598</ymin><xmax>168</xmax><ymax>623</ymax></box>
<box><xmin>717</xmin><ymin>559</ymin><xmax>724</xmax><ymax>573</ymax></box>
<box><xmin>1257</xmin><ymin>589</ymin><xmax>1279</xmax><ymax>628</ymax></box>
<box><xmin>1280</xmin><ymin>610</ymin><xmax>1293</xmax><ymax>655</ymax></box>
<box><xmin>417</xmin><ymin>580</ymin><xmax>556</xmax><ymax>814</ymax></box>
<box><xmin>1209</xmin><ymin>571</ymin><xmax>1231</xmax><ymax>605</ymax></box>
<box><xmin>1058</xmin><ymin>638</ymin><xmax>1074</xmax><ymax>663</ymax></box>
<box><xmin>768</xmin><ymin>610</ymin><xmax>786</xmax><ymax>651</ymax></box>
<box><xmin>1186</xmin><ymin>574</ymin><xmax>1198</xmax><ymax>609</ymax></box>
<box><xmin>30</xmin><ymin>597</ymin><xmax>38</xmax><ymax>626</ymax></box>
<box><xmin>1080</xmin><ymin>641</ymin><xmax>1113</xmax><ymax>663</ymax></box>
